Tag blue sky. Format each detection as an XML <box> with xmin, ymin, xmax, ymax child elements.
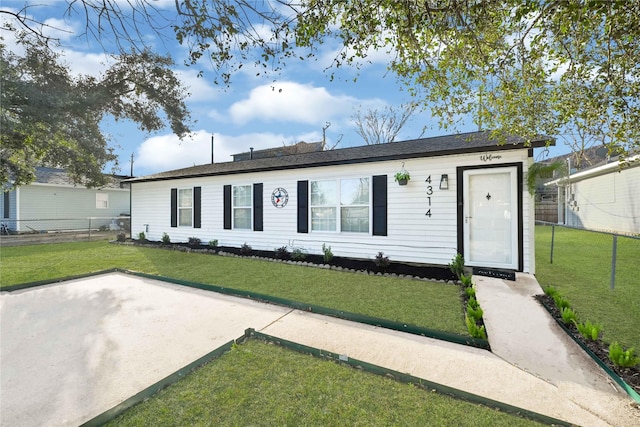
<box><xmin>2</xmin><ymin>1</ymin><xmax>567</xmax><ymax>177</ymax></box>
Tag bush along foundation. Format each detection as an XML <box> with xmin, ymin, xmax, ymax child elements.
<box><xmin>450</xmin><ymin>254</ymin><xmax>488</xmax><ymax>341</ymax></box>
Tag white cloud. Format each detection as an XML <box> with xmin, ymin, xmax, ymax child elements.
<box><xmin>134</xmin><ymin>129</ymin><xmax>325</xmax><ymax>175</ymax></box>
<box><xmin>176</xmin><ymin>69</ymin><xmax>219</xmax><ymax>102</ymax></box>
<box><xmin>228</xmin><ymin>81</ymin><xmax>384</xmax><ymax>125</ymax></box>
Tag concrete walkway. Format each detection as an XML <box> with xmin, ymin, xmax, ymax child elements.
<box><xmin>1</xmin><ymin>272</ymin><xmax>638</xmax><ymax>426</ymax></box>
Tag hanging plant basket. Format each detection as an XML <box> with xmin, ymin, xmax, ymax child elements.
<box><xmin>394</xmin><ymin>170</ymin><xmax>410</xmax><ymax>186</ymax></box>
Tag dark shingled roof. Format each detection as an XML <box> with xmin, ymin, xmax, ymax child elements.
<box><xmin>128</xmin><ymin>131</ymin><xmax>553</xmax><ymax>183</ymax></box>
<box><xmin>34</xmin><ymin>167</ymin><xmax>128</xmax><ymax>189</ymax></box>
<box><xmin>232</xmin><ymin>141</ymin><xmax>324</xmax><ymax>161</ymax></box>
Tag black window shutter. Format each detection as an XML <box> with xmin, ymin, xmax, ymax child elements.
<box><xmin>223</xmin><ymin>185</ymin><xmax>232</xmax><ymax>229</ymax></box>
<box><xmin>297</xmin><ymin>180</ymin><xmax>308</xmax><ymax>233</ymax></box>
<box><xmin>193</xmin><ymin>186</ymin><xmax>201</xmax><ymax>228</ymax></box>
<box><xmin>253</xmin><ymin>183</ymin><xmax>263</xmax><ymax>231</ymax></box>
<box><xmin>3</xmin><ymin>191</ymin><xmax>9</xmax><ymax>219</ymax></box>
<box><xmin>372</xmin><ymin>175</ymin><xmax>387</xmax><ymax>236</ymax></box>
<box><xmin>170</xmin><ymin>188</ymin><xmax>178</xmax><ymax>228</ymax></box>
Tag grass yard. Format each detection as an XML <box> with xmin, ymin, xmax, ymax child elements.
<box><xmin>107</xmin><ymin>339</ymin><xmax>542</xmax><ymax>427</ymax></box>
<box><xmin>0</xmin><ymin>240</ymin><xmax>467</xmax><ymax>335</ymax></box>
<box><xmin>535</xmin><ymin>225</ymin><xmax>640</xmax><ymax>350</ymax></box>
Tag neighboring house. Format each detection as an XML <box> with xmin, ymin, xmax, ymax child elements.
<box><xmin>1</xmin><ymin>167</ymin><xmax>131</xmax><ymax>233</ymax></box>
<box><xmin>545</xmin><ymin>156</ymin><xmax>640</xmax><ymax>235</ymax></box>
<box><xmin>127</xmin><ymin>131</ymin><xmax>552</xmax><ymax>273</ymax></box>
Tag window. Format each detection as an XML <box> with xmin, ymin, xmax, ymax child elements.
<box><xmin>178</xmin><ymin>189</ymin><xmax>192</xmax><ymax>226</ymax></box>
<box><xmin>341</xmin><ymin>178</ymin><xmax>370</xmax><ymax>232</ymax></box>
<box><xmin>96</xmin><ymin>193</ymin><xmax>109</xmax><ymax>209</ymax></box>
<box><xmin>233</xmin><ymin>185</ymin><xmax>252</xmax><ymax>229</ymax></box>
<box><xmin>310</xmin><ymin>178</ymin><xmax>370</xmax><ymax>233</ymax></box>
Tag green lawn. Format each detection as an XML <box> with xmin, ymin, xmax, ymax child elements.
<box><xmin>0</xmin><ymin>240</ymin><xmax>466</xmax><ymax>335</ymax></box>
<box><xmin>535</xmin><ymin>225</ymin><xmax>640</xmax><ymax>350</ymax></box>
<box><xmin>107</xmin><ymin>339</ymin><xmax>542</xmax><ymax>427</ymax></box>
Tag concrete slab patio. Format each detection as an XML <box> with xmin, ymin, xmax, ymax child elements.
<box><xmin>1</xmin><ymin>272</ymin><xmax>638</xmax><ymax>426</ymax></box>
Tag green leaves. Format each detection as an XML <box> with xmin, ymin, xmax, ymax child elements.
<box><xmin>1</xmin><ymin>35</ymin><xmax>192</xmax><ymax>188</ymax></box>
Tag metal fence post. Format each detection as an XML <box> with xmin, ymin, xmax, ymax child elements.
<box><xmin>550</xmin><ymin>224</ymin><xmax>555</xmax><ymax>264</ymax></box>
<box><xmin>88</xmin><ymin>218</ymin><xmax>92</xmax><ymax>241</ymax></box>
<box><xmin>610</xmin><ymin>235</ymin><xmax>617</xmax><ymax>290</ymax></box>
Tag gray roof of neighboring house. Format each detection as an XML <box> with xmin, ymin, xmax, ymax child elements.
<box><xmin>128</xmin><ymin>131</ymin><xmax>554</xmax><ymax>183</ymax></box>
<box><xmin>34</xmin><ymin>167</ymin><xmax>128</xmax><ymax>189</ymax></box>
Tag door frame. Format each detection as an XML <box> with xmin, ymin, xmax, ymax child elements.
<box><xmin>456</xmin><ymin>162</ymin><xmax>524</xmax><ymax>271</ymax></box>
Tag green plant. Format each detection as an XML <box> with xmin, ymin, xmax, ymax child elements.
<box><xmin>291</xmin><ymin>248</ymin><xmax>307</xmax><ymax>261</ymax></box>
<box><xmin>240</xmin><ymin>242</ymin><xmax>252</xmax><ymax>255</ymax></box>
<box><xmin>467</xmin><ymin>296</ymin><xmax>479</xmax><ymax>310</ymax></box>
<box><xmin>394</xmin><ymin>170</ymin><xmax>410</xmax><ymax>182</ymax></box>
<box><xmin>574</xmin><ymin>320</ymin><xmax>602</xmax><ymax>342</ymax></box>
<box><xmin>467</xmin><ymin>305</ymin><xmax>483</xmax><ymax>322</ymax></box>
<box><xmin>552</xmin><ymin>294</ymin><xmax>571</xmax><ymax>310</ymax></box>
<box><xmin>527</xmin><ymin>161</ymin><xmax>566</xmax><ymax>196</ymax></box>
<box><xmin>560</xmin><ymin>307</ymin><xmax>577</xmax><ymax>325</ymax></box>
<box><xmin>99</xmin><ymin>224</ymin><xmax>108</xmax><ymax>232</ymax></box>
<box><xmin>542</xmin><ymin>285</ymin><xmax>559</xmax><ymax>298</ymax></box>
<box><xmin>188</xmin><ymin>237</ymin><xmax>202</xmax><ymax>246</ymax></box>
<box><xmin>161</xmin><ymin>232</ymin><xmax>171</xmax><ymax>244</ymax></box>
<box><xmin>465</xmin><ymin>286</ymin><xmax>476</xmax><ymax>299</ymax></box>
<box><xmin>322</xmin><ymin>243</ymin><xmax>333</xmax><ymax>263</ymax></box>
<box><xmin>449</xmin><ymin>254</ymin><xmax>465</xmax><ymax>279</ymax></box>
<box><xmin>274</xmin><ymin>246</ymin><xmax>289</xmax><ymax>260</ymax></box>
<box><xmin>116</xmin><ymin>232</ymin><xmax>126</xmax><ymax>242</ymax></box>
<box><xmin>374</xmin><ymin>251</ymin><xmax>390</xmax><ymax>271</ymax></box>
<box><xmin>608</xmin><ymin>342</ymin><xmax>640</xmax><ymax>368</ymax></box>
<box><xmin>137</xmin><ymin>231</ymin><xmax>146</xmax><ymax>241</ymax></box>
<box><xmin>209</xmin><ymin>239</ymin><xmax>219</xmax><ymax>248</ymax></box>
<box><xmin>460</xmin><ymin>273</ymin><xmax>473</xmax><ymax>288</ymax></box>
<box><xmin>465</xmin><ymin>314</ymin><xmax>487</xmax><ymax>340</ymax></box>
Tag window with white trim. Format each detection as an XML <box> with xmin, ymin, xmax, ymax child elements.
<box><xmin>96</xmin><ymin>193</ymin><xmax>109</xmax><ymax>209</ymax></box>
<box><xmin>178</xmin><ymin>188</ymin><xmax>193</xmax><ymax>226</ymax></box>
<box><xmin>310</xmin><ymin>178</ymin><xmax>370</xmax><ymax>233</ymax></box>
<box><xmin>233</xmin><ymin>185</ymin><xmax>252</xmax><ymax>229</ymax></box>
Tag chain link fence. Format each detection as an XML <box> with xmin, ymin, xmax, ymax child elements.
<box><xmin>0</xmin><ymin>216</ymin><xmax>130</xmax><ymax>246</ymax></box>
<box><xmin>536</xmin><ymin>221</ymin><xmax>639</xmax><ymax>290</ymax></box>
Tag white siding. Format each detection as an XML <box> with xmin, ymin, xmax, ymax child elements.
<box><xmin>132</xmin><ymin>149</ymin><xmax>535</xmax><ymax>271</ymax></box>
<box><xmin>564</xmin><ymin>164</ymin><xmax>640</xmax><ymax>234</ymax></box>
<box><xmin>17</xmin><ymin>184</ymin><xmax>130</xmax><ymax>231</ymax></box>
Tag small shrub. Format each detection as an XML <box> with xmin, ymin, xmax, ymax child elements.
<box><xmin>188</xmin><ymin>237</ymin><xmax>202</xmax><ymax>246</ymax></box>
<box><xmin>274</xmin><ymin>246</ymin><xmax>289</xmax><ymax>260</ymax></box>
<box><xmin>608</xmin><ymin>342</ymin><xmax>640</xmax><ymax>368</ymax></box>
<box><xmin>291</xmin><ymin>248</ymin><xmax>307</xmax><ymax>261</ymax></box>
<box><xmin>137</xmin><ymin>231</ymin><xmax>146</xmax><ymax>241</ymax></box>
<box><xmin>449</xmin><ymin>253</ymin><xmax>465</xmax><ymax>279</ymax></box>
<box><xmin>552</xmin><ymin>294</ymin><xmax>571</xmax><ymax>310</ymax></box>
<box><xmin>560</xmin><ymin>307</ymin><xmax>577</xmax><ymax>325</ymax></box>
<box><xmin>116</xmin><ymin>232</ymin><xmax>126</xmax><ymax>242</ymax></box>
<box><xmin>322</xmin><ymin>243</ymin><xmax>334</xmax><ymax>263</ymax></box>
<box><xmin>574</xmin><ymin>320</ymin><xmax>602</xmax><ymax>342</ymax></box>
<box><xmin>209</xmin><ymin>239</ymin><xmax>219</xmax><ymax>248</ymax></box>
<box><xmin>464</xmin><ymin>286</ymin><xmax>476</xmax><ymax>299</ymax></box>
<box><xmin>374</xmin><ymin>251</ymin><xmax>390</xmax><ymax>271</ymax></box>
<box><xmin>460</xmin><ymin>273</ymin><xmax>473</xmax><ymax>288</ymax></box>
<box><xmin>99</xmin><ymin>225</ymin><xmax>108</xmax><ymax>232</ymax></box>
<box><xmin>467</xmin><ymin>305</ymin><xmax>484</xmax><ymax>322</ymax></box>
<box><xmin>467</xmin><ymin>296</ymin><xmax>480</xmax><ymax>310</ymax></box>
<box><xmin>240</xmin><ymin>242</ymin><xmax>252</xmax><ymax>255</ymax></box>
<box><xmin>543</xmin><ymin>285</ymin><xmax>559</xmax><ymax>298</ymax></box>
<box><xmin>465</xmin><ymin>314</ymin><xmax>487</xmax><ymax>340</ymax></box>
<box><xmin>161</xmin><ymin>232</ymin><xmax>171</xmax><ymax>244</ymax></box>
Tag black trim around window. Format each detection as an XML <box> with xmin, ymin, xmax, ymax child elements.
<box><xmin>297</xmin><ymin>180</ymin><xmax>309</xmax><ymax>233</ymax></box>
<box><xmin>170</xmin><ymin>188</ymin><xmax>178</xmax><ymax>228</ymax></box>
<box><xmin>253</xmin><ymin>183</ymin><xmax>263</xmax><ymax>231</ymax></box>
<box><xmin>223</xmin><ymin>185</ymin><xmax>232</xmax><ymax>230</ymax></box>
<box><xmin>372</xmin><ymin>175</ymin><xmax>387</xmax><ymax>236</ymax></box>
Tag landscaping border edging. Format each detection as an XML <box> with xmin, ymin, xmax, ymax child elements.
<box><xmin>537</xmin><ymin>298</ymin><xmax>640</xmax><ymax>404</ymax></box>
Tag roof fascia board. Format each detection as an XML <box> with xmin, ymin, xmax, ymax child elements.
<box><xmin>546</xmin><ymin>155</ymin><xmax>640</xmax><ymax>186</ymax></box>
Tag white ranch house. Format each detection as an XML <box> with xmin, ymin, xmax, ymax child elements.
<box><xmin>127</xmin><ymin>131</ymin><xmax>552</xmax><ymax>273</ymax></box>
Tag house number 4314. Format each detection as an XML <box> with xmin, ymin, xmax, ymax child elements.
<box><xmin>425</xmin><ymin>175</ymin><xmax>433</xmax><ymax>217</ymax></box>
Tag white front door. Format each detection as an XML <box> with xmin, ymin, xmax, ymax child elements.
<box><xmin>463</xmin><ymin>167</ymin><xmax>518</xmax><ymax>270</ymax></box>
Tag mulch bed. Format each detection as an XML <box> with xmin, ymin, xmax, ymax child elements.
<box><xmin>536</xmin><ymin>294</ymin><xmax>640</xmax><ymax>396</ymax></box>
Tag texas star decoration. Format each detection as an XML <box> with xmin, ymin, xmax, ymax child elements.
<box><xmin>271</xmin><ymin>187</ymin><xmax>289</xmax><ymax>208</ymax></box>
